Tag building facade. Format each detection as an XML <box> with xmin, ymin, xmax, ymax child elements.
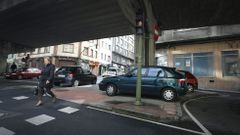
<box><xmin>7</xmin><ymin>35</ymin><xmax>135</xmax><ymax>75</ymax></box>
<box><xmin>156</xmin><ymin>39</ymin><xmax>240</xmax><ymax>91</ymax></box>
<box><xmin>112</xmin><ymin>35</ymin><xmax>135</xmax><ymax>72</ymax></box>
<box><xmin>7</xmin><ymin>43</ymin><xmax>81</xmax><ymax>71</ymax></box>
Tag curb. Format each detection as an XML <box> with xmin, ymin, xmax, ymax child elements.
<box><xmin>84</xmin><ymin>102</ymin><xmax>182</xmax><ymax>123</ymax></box>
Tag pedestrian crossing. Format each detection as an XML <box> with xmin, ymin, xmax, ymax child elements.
<box><xmin>0</xmin><ymin>95</ymin><xmax>80</xmax><ymax>135</ymax></box>
<box><xmin>0</xmin><ymin>127</ymin><xmax>15</xmax><ymax>135</ymax></box>
<box><xmin>12</xmin><ymin>96</ymin><xmax>29</xmax><ymax>100</ymax></box>
<box><xmin>58</xmin><ymin>107</ymin><xmax>79</xmax><ymax>114</ymax></box>
<box><xmin>25</xmin><ymin>114</ymin><xmax>55</xmax><ymax>126</ymax></box>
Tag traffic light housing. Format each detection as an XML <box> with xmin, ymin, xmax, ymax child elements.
<box><xmin>136</xmin><ymin>10</ymin><xmax>144</xmax><ymax>35</ymax></box>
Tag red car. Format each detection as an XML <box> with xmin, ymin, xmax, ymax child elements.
<box><xmin>5</xmin><ymin>68</ymin><xmax>41</xmax><ymax>80</ymax></box>
<box><xmin>177</xmin><ymin>70</ymin><xmax>198</xmax><ymax>92</ymax></box>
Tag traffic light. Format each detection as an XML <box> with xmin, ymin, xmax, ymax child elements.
<box><xmin>136</xmin><ymin>10</ymin><xmax>144</xmax><ymax>35</ymax></box>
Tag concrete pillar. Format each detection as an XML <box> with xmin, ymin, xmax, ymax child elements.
<box><xmin>0</xmin><ymin>55</ymin><xmax>7</xmax><ymax>74</ymax></box>
<box><xmin>145</xmin><ymin>33</ymin><xmax>155</xmax><ymax>66</ymax></box>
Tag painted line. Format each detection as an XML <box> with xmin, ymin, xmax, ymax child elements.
<box><xmin>0</xmin><ymin>100</ymin><xmax>3</xmax><ymax>103</ymax></box>
<box><xmin>25</xmin><ymin>114</ymin><xmax>55</xmax><ymax>126</ymax></box>
<box><xmin>12</xmin><ymin>96</ymin><xmax>29</xmax><ymax>100</ymax></box>
<box><xmin>58</xmin><ymin>107</ymin><xmax>79</xmax><ymax>114</ymax></box>
<box><xmin>87</xmin><ymin>106</ymin><xmax>204</xmax><ymax>135</ymax></box>
<box><xmin>0</xmin><ymin>127</ymin><xmax>15</xmax><ymax>135</ymax></box>
<box><xmin>183</xmin><ymin>97</ymin><xmax>215</xmax><ymax>135</ymax></box>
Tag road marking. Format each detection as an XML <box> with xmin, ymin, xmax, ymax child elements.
<box><xmin>86</xmin><ymin>106</ymin><xmax>204</xmax><ymax>135</ymax></box>
<box><xmin>0</xmin><ymin>127</ymin><xmax>15</xmax><ymax>135</ymax></box>
<box><xmin>12</xmin><ymin>96</ymin><xmax>29</xmax><ymax>100</ymax></box>
<box><xmin>25</xmin><ymin>114</ymin><xmax>55</xmax><ymax>126</ymax></box>
<box><xmin>58</xmin><ymin>107</ymin><xmax>79</xmax><ymax>114</ymax></box>
<box><xmin>183</xmin><ymin>97</ymin><xmax>214</xmax><ymax>135</ymax></box>
<box><xmin>0</xmin><ymin>100</ymin><xmax>3</xmax><ymax>103</ymax></box>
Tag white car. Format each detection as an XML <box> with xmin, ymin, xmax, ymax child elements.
<box><xmin>102</xmin><ymin>68</ymin><xmax>124</xmax><ymax>77</ymax></box>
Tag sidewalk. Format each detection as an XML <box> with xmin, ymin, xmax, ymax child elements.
<box><xmin>53</xmin><ymin>86</ymin><xmax>218</xmax><ymax>122</ymax></box>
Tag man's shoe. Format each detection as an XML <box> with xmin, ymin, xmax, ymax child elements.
<box><xmin>36</xmin><ymin>100</ymin><xmax>43</xmax><ymax>106</ymax></box>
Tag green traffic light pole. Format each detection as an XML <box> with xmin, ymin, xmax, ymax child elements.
<box><xmin>135</xmin><ymin>34</ymin><xmax>143</xmax><ymax>106</ymax></box>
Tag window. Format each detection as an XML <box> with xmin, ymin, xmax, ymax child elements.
<box><xmin>109</xmin><ymin>45</ymin><xmax>111</xmax><ymax>50</ymax></box>
<box><xmin>83</xmin><ymin>47</ymin><xmax>89</xmax><ymax>56</ymax></box>
<box><xmin>108</xmin><ymin>56</ymin><xmax>111</xmax><ymax>62</ymax></box>
<box><xmin>32</xmin><ymin>49</ymin><xmax>38</xmax><ymax>54</ymax></box>
<box><xmin>174</xmin><ymin>54</ymin><xmax>192</xmax><ymax>72</ymax></box>
<box><xmin>104</xmin><ymin>54</ymin><xmax>106</xmax><ymax>61</ymax></box>
<box><xmin>101</xmin><ymin>53</ymin><xmax>103</xmax><ymax>60</ymax></box>
<box><xmin>95</xmin><ymin>51</ymin><xmax>98</xmax><ymax>58</ymax></box>
<box><xmin>131</xmin><ymin>68</ymin><xmax>147</xmax><ymax>76</ymax></box>
<box><xmin>63</xmin><ymin>44</ymin><xmax>74</xmax><ymax>53</ymax></box>
<box><xmin>39</xmin><ymin>47</ymin><xmax>45</xmax><ymax>54</ymax></box>
<box><xmin>45</xmin><ymin>47</ymin><xmax>50</xmax><ymax>53</ymax></box>
<box><xmin>193</xmin><ymin>53</ymin><xmax>213</xmax><ymax>77</ymax></box>
<box><xmin>174</xmin><ymin>53</ymin><xmax>214</xmax><ymax>77</ymax></box>
<box><xmin>96</xmin><ymin>44</ymin><xmax>98</xmax><ymax>49</ymax></box>
<box><xmin>222</xmin><ymin>50</ymin><xmax>239</xmax><ymax>76</ymax></box>
<box><xmin>148</xmin><ymin>68</ymin><xmax>164</xmax><ymax>77</ymax></box>
<box><xmin>102</xmin><ymin>41</ymin><xmax>104</xmax><ymax>48</ymax></box>
<box><xmin>90</xmin><ymin>49</ymin><xmax>93</xmax><ymax>57</ymax></box>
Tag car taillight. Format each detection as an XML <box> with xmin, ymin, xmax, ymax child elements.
<box><xmin>178</xmin><ymin>79</ymin><xmax>186</xmax><ymax>83</ymax></box>
<box><xmin>178</xmin><ymin>79</ymin><xmax>186</xmax><ymax>87</ymax></box>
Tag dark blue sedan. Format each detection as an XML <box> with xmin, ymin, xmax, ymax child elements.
<box><xmin>99</xmin><ymin>66</ymin><xmax>188</xmax><ymax>101</ymax></box>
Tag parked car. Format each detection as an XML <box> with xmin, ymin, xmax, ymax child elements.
<box><xmin>4</xmin><ymin>68</ymin><xmax>41</xmax><ymax>79</ymax></box>
<box><xmin>177</xmin><ymin>70</ymin><xmax>198</xmax><ymax>92</ymax></box>
<box><xmin>102</xmin><ymin>67</ymin><xmax>124</xmax><ymax>77</ymax></box>
<box><xmin>99</xmin><ymin>66</ymin><xmax>188</xmax><ymax>102</ymax></box>
<box><xmin>54</xmin><ymin>65</ymin><xmax>97</xmax><ymax>87</ymax></box>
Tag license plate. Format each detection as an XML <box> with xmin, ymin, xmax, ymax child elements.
<box><xmin>6</xmin><ymin>75</ymin><xmax>10</xmax><ymax>77</ymax></box>
<box><xmin>58</xmin><ymin>75</ymin><xmax>65</xmax><ymax>78</ymax></box>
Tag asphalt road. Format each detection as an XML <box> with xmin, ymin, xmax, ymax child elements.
<box><xmin>0</xmin><ymin>78</ymin><xmax>196</xmax><ymax>135</ymax></box>
<box><xmin>1</xmin><ymin>78</ymin><xmax>239</xmax><ymax>135</ymax></box>
<box><xmin>186</xmin><ymin>91</ymin><xmax>240</xmax><ymax>135</ymax></box>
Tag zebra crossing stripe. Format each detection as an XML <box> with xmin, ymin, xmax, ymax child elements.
<box><xmin>58</xmin><ymin>107</ymin><xmax>79</xmax><ymax>114</ymax></box>
<box><xmin>25</xmin><ymin>114</ymin><xmax>55</xmax><ymax>126</ymax></box>
<box><xmin>0</xmin><ymin>127</ymin><xmax>15</xmax><ymax>135</ymax></box>
<box><xmin>12</xmin><ymin>96</ymin><xmax>29</xmax><ymax>100</ymax></box>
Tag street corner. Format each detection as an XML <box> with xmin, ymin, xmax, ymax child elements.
<box><xmin>179</xmin><ymin>90</ymin><xmax>220</xmax><ymax>103</ymax></box>
<box><xmin>52</xmin><ymin>86</ymin><xmax>110</xmax><ymax>105</ymax></box>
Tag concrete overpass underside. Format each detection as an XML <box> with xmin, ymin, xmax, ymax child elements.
<box><xmin>0</xmin><ymin>0</ymin><xmax>240</xmax><ymax>71</ymax></box>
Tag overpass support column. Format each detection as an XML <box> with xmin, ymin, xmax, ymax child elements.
<box><xmin>143</xmin><ymin>1</ymin><xmax>157</xmax><ymax>66</ymax></box>
<box><xmin>0</xmin><ymin>55</ymin><xmax>7</xmax><ymax>74</ymax></box>
<box><xmin>145</xmin><ymin>33</ymin><xmax>155</xmax><ymax>66</ymax></box>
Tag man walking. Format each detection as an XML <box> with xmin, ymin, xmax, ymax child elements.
<box><xmin>36</xmin><ymin>57</ymin><xmax>56</xmax><ymax>106</ymax></box>
<box><xmin>10</xmin><ymin>62</ymin><xmax>17</xmax><ymax>72</ymax></box>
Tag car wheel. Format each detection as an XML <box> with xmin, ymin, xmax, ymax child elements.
<box><xmin>187</xmin><ymin>84</ymin><xmax>194</xmax><ymax>92</ymax></box>
<box><xmin>106</xmin><ymin>84</ymin><xmax>117</xmax><ymax>96</ymax></box>
<box><xmin>73</xmin><ymin>80</ymin><xmax>80</xmax><ymax>87</ymax></box>
<box><xmin>18</xmin><ymin>75</ymin><xmax>23</xmax><ymax>80</ymax></box>
<box><xmin>162</xmin><ymin>88</ymin><xmax>177</xmax><ymax>102</ymax></box>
